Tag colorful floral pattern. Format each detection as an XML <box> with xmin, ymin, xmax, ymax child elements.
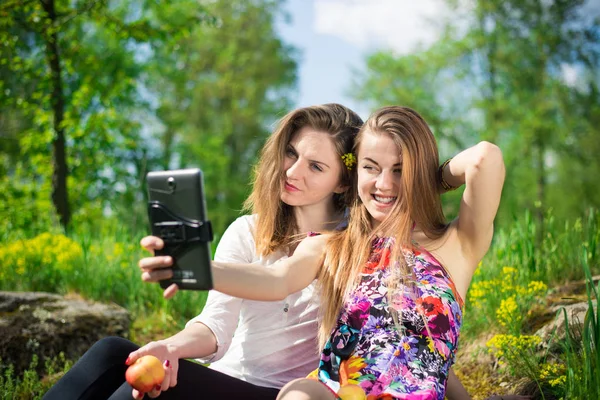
<box><xmin>314</xmin><ymin>237</ymin><xmax>464</xmax><ymax>400</ymax></box>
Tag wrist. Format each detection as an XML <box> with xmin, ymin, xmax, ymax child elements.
<box><xmin>439</xmin><ymin>158</ymin><xmax>459</xmax><ymax>192</ymax></box>
<box><xmin>157</xmin><ymin>338</ymin><xmax>182</xmax><ymax>359</ymax></box>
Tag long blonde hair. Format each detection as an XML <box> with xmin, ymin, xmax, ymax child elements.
<box><xmin>317</xmin><ymin>106</ymin><xmax>448</xmax><ymax>349</ymax></box>
<box><xmin>244</xmin><ymin>104</ymin><xmax>363</xmax><ymax>256</ymax></box>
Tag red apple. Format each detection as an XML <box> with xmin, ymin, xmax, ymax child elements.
<box><xmin>125</xmin><ymin>355</ymin><xmax>165</xmax><ymax>393</ymax></box>
<box><xmin>337</xmin><ymin>384</ymin><xmax>367</xmax><ymax>400</ymax></box>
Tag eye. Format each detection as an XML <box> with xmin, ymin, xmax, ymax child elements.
<box><xmin>310</xmin><ymin>163</ymin><xmax>323</xmax><ymax>172</ymax></box>
<box><xmin>393</xmin><ymin>168</ymin><xmax>402</xmax><ymax>174</ymax></box>
<box><xmin>362</xmin><ymin>164</ymin><xmax>376</xmax><ymax>172</ymax></box>
<box><xmin>285</xmin><ymin>147</ymin><xmax>297</xmax><ymax>158</ymax></box>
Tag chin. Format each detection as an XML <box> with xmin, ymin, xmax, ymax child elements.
<box><xmin>280</xmin><ymin>192</ymin><xmax>300</xmax><ymax>207</ymax></box>
<box><xmin>367</xmin><ymin>209</ymin><xmax>389</xmax><ymax>226</ymax></box>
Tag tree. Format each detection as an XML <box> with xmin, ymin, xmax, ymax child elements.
<box><xmin>0</xmin><ymin>0</ymin><xmax>212</xmax><ymax>232</ymax></box>
<box><xmin>464</xmin><ymin>0</ymin><xmax>600</xmax><ymax>242</ymax></box>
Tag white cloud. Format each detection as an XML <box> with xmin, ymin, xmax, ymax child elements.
<box><xmin>561</xmin><ymin>63</ymin><xmax>578</xmax><ymax>87</ymax></box>
<box><xmin>314</xmin><ymin>0</ymin><xmax>453</xmax><ymax>54</ymax></box>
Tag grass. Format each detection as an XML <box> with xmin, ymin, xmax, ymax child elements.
<box><xmin>560</xmin><ymin>248</ymin><xmax>599</xmax><ymax>399</ymax></box>
<box><xmin>0</xmin><ymin>354</ymin><xmax>72</xmax><ymax>400</ymax></box>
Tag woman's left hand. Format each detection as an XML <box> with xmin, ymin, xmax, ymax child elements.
<box><xmin>126</xmin><ymin>341</ymin><xmax>179</xmax><ymax>398</ymax></box>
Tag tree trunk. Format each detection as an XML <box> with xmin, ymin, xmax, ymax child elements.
<box><xmin>161</xmin><ymin>128</ymin><xmax>175</xmax><ymax>170</ymax></box>
<box><xmin>42</xmin><ymin>0</ymin><xmax>70</xmax><ymax>229</ymax></box>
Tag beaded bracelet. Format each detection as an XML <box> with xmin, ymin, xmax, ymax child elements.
<box><xmin>439</xmin><ymin>158</ymin><xmax>459</xmax><ymax>191</ymax></box>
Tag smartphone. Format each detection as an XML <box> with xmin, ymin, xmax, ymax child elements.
<box><xmin>146</xmin><ymin>168</ymin><xmax>213</xmax><ymax>291</ymax></box>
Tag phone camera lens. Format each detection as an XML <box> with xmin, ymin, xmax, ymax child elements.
<box><xmin>167</xmin><ymin>177</ymin><xmax>176</xmax><ymax>192</ymax></box>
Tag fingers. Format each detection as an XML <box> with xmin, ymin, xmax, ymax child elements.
<box><xmin>140</xmin><ymin>236</ymin><xmax>165</xmax><ymax>253</ymax></box>
<box><xmin>139</xmin><ymin>255</ymin><xmax>173</xmax><ymax>283</ymax></box>
<box><xmin>125</xmin><ymin>346</ymin><xmax>148</xmax><ymax>366</ymax></box>
<box><xmin>147</xmin><ymin>359</ymin><xmax>173</xmax><ymax>398</ymax></box>
<box><xmin>167</xmin><ymin>359</ymin><xmax>178</xmax><ymax>387</ymax></box>
<box><xmin>163</xmin><ymin>283</ymin><xmax>179</xmax><ymax>299</ymax></box>
<box><xmin>138</xmin><ymin>255</ymin><xmax>173</xmax><ymax>283</ymax></box>
<box><xmin>161</xmin><ymin>359</ymin><xmax>174</xmax><ymax>389</ymax></box>
<box><xmin>147</xmin><ymin>386</ymin><xmax>161</xmax><ymax>399</ymax></box>
<box><xmin>139</xmin><ymin>256</ymin><xmax>173</xmax><ymax>271</ymax></box>
<box><xmin>141</xmin><ymin>268</ymin><xmax>174</xmax><ymax>283</ymax></box>
<box><xmin>131</xmin><ymin>389</ymin><xmax>144</xmax><ymax>399</ymax></box>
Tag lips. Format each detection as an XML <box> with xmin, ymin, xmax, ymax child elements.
<box><xmin>285</xmin><ymin>181</ymin><xmax>300</xmax><ymax>192</ymax></box>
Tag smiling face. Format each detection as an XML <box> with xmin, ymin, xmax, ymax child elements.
<box><xmin>357</xmin><ymin>130</ymin><xmax>403</xmax><ymax>228</ymax></box>
<box><xmin>280</xmin><ymin>127</ymin><xmax>347</xmax><ymax>210</ymax></box>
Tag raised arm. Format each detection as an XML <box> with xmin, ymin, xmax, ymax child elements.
<box><xmin>441</xmin><ymin>141</ymin><xmax>505</xmax><ymax>265</ymax></box>
<box><xmin>212</xmin><ymin>234</ymin><xmax>327</xmax><ymax>301</ymax></box>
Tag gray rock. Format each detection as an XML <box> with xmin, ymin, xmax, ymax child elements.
<box><xmin>534</xmin><ymin>301</ymin><xmax>598</xmax><ymax>349</ymax></box>
<box><xmin>0</xmin><ymin>291</ymin><xmax>130</xmax><ymax>375</ymax></box>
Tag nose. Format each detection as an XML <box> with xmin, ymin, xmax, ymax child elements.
<box><xmin>285</xmin><ymin>159</ymin><xmax>304</xmax><ymax>180</ymax></box>
<box><xmin>375</xmin><ymin>170</ymin><xmax>394</xmax><ymax>191</ymax></box>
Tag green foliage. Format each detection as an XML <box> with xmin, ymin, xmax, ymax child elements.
<box><xmin>492</xmin><ymin>208</ymin><xmax>600</xmax><ymax>281</ymax></box>
<box><xmin>463</xmin><ymin>208</ymin><xmax>600</xmax><ymax>336</ymax></box>
<box><xmin>0</xmin><ymin>0</ymin><xmax>297</xmax><ymax>235</ymax></box>
<box><xmin>481</xmin><ymin>248</ymin><xmax>599</xmax><ymax>399</ymax></box>
<box><xmin>0</xmin><ymin>353</ymin><xmax>72</xmax><ymax>400</ymax></box>
<box><xmin>461</xmin><ymin>210</ymin><xmax>599</xmax><ymax>398</ymax></box>
<box><xmin>561</xmin><ymin>249</ymin><xmax>599</xmax><ymax>399</ymax></box>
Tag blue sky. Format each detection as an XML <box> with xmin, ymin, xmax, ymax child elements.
<box><xmin>276</xmin><ymin>0</ymin><xmax>454</xmax><ymax>120</ymax></box>
<box><xmin>276</xmin><ymin>0</ymin><xmax>367</xmax><ymax>117</ymax></box>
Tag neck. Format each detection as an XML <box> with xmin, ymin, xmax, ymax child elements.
<box><xmin>293</xmin><ymin>202</ymin><xmax>342</xmax><ymax>235</ymax></box>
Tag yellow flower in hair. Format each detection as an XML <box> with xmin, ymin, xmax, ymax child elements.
<box><xmin>341</xmin><ymin>153</ymin><xmax>357</xmax><ymax>170</ymax></box>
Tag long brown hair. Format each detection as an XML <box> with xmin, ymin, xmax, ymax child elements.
<box><xmin>244</xmin><ymin>104</ymin><xmax>363</xmax><ymax>256</ymax></box>
<box><xmin>317</xmin><ymin>106</ymin><xmax>448</xmax><ymax>349</ymax></box>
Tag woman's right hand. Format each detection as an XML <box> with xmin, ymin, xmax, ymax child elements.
<box><xmin>138</xmin><ymin>236</ymin><xmax>180</xmax><ymax>299</ymax></box>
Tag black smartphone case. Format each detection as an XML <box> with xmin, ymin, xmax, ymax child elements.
<box><xmin>146</xmin><ymin>169</ymin><xmax>213</xmax><ymax>291</ymax></box>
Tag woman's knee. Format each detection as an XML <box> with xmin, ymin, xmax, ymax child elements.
<box><xmin>277</xmin><ymin>378</ymin><xmax>336</xmax><ymax>400</ymax></box>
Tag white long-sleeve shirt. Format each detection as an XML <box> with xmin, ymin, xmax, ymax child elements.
<box><xmin>185</xmin><ymin>215</ymin><xmax>320</xmax><ymax>389</ymax></box>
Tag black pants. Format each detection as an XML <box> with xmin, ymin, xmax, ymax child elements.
<box><xmin>43</xmin><ymin>336</ymin><xmax>280</xmax><ymax>400</ymax></box>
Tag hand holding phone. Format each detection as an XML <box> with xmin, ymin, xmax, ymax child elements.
<box><xmin>146</xmin><ymin>168</ymin><xmax>213</xmax><ymax>291</ymax></box>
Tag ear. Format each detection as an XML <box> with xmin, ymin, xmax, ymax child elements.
<box><xmin>333</xmin><ymin>185</ymin><xmax>349</xmax><ymax>194</ymax></box>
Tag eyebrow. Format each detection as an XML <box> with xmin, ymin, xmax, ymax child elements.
<box><xmin>363</xmin><ymin>157</ymin><xmax>402</xmax><ymax>167</ymax></box>
<box><xmin>288</xmin><ymin>143</ymin><xmax>331</xmax><ymax>169</ymax></box>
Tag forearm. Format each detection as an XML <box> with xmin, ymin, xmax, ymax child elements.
<box><xmin>159</xmin><ymin>322</ymin><xmax>218</xmax><ymax>360</ymax></box>
<box><xmin>211</xmin><ymin>260</ymin><xmax>290</xmax><ymax>301</ymax></box>
<box><xmin>441</xmin><ymin>141</ymin><xmax>503</xmax><ymax>190</ymax></box>
<box><xmin>211</xmin><ymin>235</ymin><xmax>324</xmax><ymax>301</ymax></box>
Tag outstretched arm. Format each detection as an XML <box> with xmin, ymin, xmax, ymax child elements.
<box><xmin>211</xmin><ymin>234</ymin><xmax>327</xmax><ymax>300</ymax></box>
<box><xmin>140</xmin><ymin>234</ymin><xmax>328</xmax><ymax>301</ymax></box>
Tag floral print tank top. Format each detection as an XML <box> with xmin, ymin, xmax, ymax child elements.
<box><xmin>311</xmin><ymin>237</ymin><xmax>464</xmax><ymax>400</ymax></box>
